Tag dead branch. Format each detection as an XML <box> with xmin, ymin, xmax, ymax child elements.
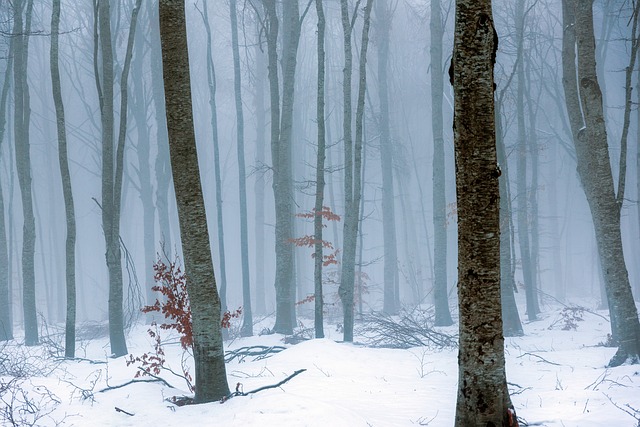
<box><xmin>115</xmin><ymin>407</ymin><xmax>134</xmax><ymax>416</ymax></box>
<box><xmin>98</xmin><ymin>376</ymin><xmax>175</xmax><ymax>393</ymax></box>
<box><xmin>222</xmin><ymin>369</ymin><xmax>306</xmax><ymax>402</ymax></box>
<box><xmin>224</xmin><ymin>345</ymin><xmax>286</xmax><ymax>363</ymax></box>
<box><xmin>357</xmin><ymin>309</ymin><xmax>457</xmax><ymax>349</ymax></box>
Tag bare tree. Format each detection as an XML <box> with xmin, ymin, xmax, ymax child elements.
<box><xmin>229</xmin><ymin>0</ymin><xmax>253</xmax><ymax>337</ymax></box>
<box><xmin>13</xmin><ymin>0</ymin><xmax>38</xmax><ymax>346</ymax></box>
<box><xmin>452</xmin><ymin>0</ymin><xmax>518</xmax><ymax>424</ymax></box>
<box><xmin>430</xmin><ymin>0</ymin><xmax>453</xmax><ymax>326</ymax></box>
<box><xmin>561</xmin><ymin>0</ymin><xmax>640</xmax><ymax>367</ymax></box>
<box><xmin>51</xmin><ymin>0</ymin><xmax>77</xmax><ymax>357</ymax></box>
<box><xmin>158</xmin><ymin>0</ymin><xmax>231</xmax><ymax>402</ymax></box>
<box><xmin>339</xmin><ymin>0</ymin><xmax>374</xmax><ymax>342</ymax></box>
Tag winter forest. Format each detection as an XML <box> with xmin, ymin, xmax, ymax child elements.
<box><xmin>1</xmin><ymin>0</ymin><xmax>640</xmax><ymax>425</ymax></box>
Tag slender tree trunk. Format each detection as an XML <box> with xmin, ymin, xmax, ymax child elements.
<box><xmin>149</xmin><ymin>0</ymin><xmax>173</xmax><ymax>255</ymax></box>
<box><xmin>496</xmin><ymin>101</ymin><xmax>523</xmax><ymax>337</ymax></box>
<box><xmin>376</xmin><ymin>0</ymin><xmax>399</xmax><ymax>315</ymax></box>
<box><xmin>562</xmin><ymin>0</ymin><xmax>640</xmax><ymax>367</ymax></box>
<box><xmin>339</xmin><ymin>0</ymin><xmax>374</xmax><ymax>342</ymax></box>
<box><xmin>0</xmin><ymin>31</ymin><xmax>14</xmax><ymax>342</ymax></box>
<box><xmin>158</xmin><ymin>0</ymin><xmax>230</xmax><ymax>402</ymax></box>
<box><xmin>14</xmin><ymin>0</ymin><xmax>38</xmax><ymax>346</ymax></box>
<box><xmin>229</xmin><ymin>0</ymin><xmax>253</xmax><ymax>337</ymax></box>
<box><xmin>201</xmin><ymin>0</ymin><xmax>229</xmax><ymax>316</ymax></box>
<box><xmin>51</xmin><ymin>0</ymin><xmax>77</xmax><ymax>357</ymax></box>
<box><xmin>253</xmin><ymin>31</ymin><xmax>267</xmax><ymax>315</ymax></box>
<box><xmin>430</xmin><ymin>0</ymin><xmax>453</xmax><ymax>326</ymax></box>
<box><xmin>452</xmin><ymin>0</ymin><xmax>517</xmax><ymax>424</ymax></box>
<box><xmin>313</xmin><ymin>0</ymin><xmax>326</xmax><ymax>339</ymax></box>
<box><xmin>516</xmin><ymin>0</ymin><xmax>538</xmax><ymax>321</ymax></box>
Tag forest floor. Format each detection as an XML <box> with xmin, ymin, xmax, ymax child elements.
<box><xmin>1</xmin><ymin>298</ymin><xmax>640</xmax><ymax>426</ymax></box>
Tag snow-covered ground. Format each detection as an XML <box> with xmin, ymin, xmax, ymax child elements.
<box><xmin>2</xmin><ymin>302</ymin><xmax>640</xmax><ymax>426</ymax></box>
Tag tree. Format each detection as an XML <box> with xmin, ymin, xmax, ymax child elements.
<box><xmin>515</xmin><ymin>0</ymin><xmax>539</xmax><ymax>321</ymax></box>
<box><xmin>229</xmin><ymin>0</ymin><xmax>253</xmax><ymax>337</ymax></box>
<box><xmin>452</xmin><ymin>0</ymin><xmax>518</xmax><ymax>424</ymax></box>
<box><xmin>0</xmin><ymin>27</ymin><xmax>14</xmax><ymax>342</ymax></box>
<box><xmin>561</xmin><ymin>0</ymin><xmax>640</xmax><ymax>367</ymax></box>
<box><xmin>262</xmin><ymin>0</ymin><xmax>301</xmax><ymax>334</ymax></box>
<box><xmin>313</xmin><ymin>0</ymin><xmax>327</xmax><ymax>339</ymax></box>
<box><xmin>199</xmin><ymin>0</ymin><xmax>229</xmax><ymax>319</ymax></box>
<box><xmin>375</xmin><ymin>0</ymin><xmax>399</xmax><ymax>315</ymax></box>
<box><xmin>339</xmin><ymin>0</ymin><xmax>374</xmax><ymax>342</ymax></box>
<box><xmin>13</xmin><ymin>0</ymin><xmax>38</xmax><ymax>346</ymax></box>
<box><xmin>430</xmin><ymin>0</ymin><xmax>454</xmax><ymax>326</ymax></box>
<box><xmin>158</xmin><ymin>0</ymin><xmax>231</xmax><ymax>402</ymax></box>
<box><xmin>51</xmin><ymin>0</ymin><xmax>77</xmax><ymax>357</ymax></box>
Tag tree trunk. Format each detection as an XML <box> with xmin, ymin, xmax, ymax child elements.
<box><xmin>562</xmin><ymin>0</ymin><xmax>640</xmax><ymax>367</ymax></box>
<box><xmin>253</xmin><ymin>31</ymin><xmax>267</xmax><ymax>315</ymax></box>
<box><xmin>201</xmin><ymin>0</ymin><xmax>229</xmax><ymax>317</ymax></box>
<box><xmin>339</xmin><ymin>0</ymin><xmax>374</xmax><ymax>342</ymax></box>
<box><xmin>51</xmin><ymin>0</ymin><xmax>77</xmax><ymax>357</ymax></box>
<box><xmin>515</xmin><ymin>0</ymin><xmax>539</xmax><ymax>321</ymax></box>
<box><xmin>376</xmin><ymin>0</ymin><xmax>399</xmax><ymax>315</ymax></box>
<box><xmin>158</xmin><ymin>0</ymin><xmax>231</xmax><ymax>402</ymax></box>
<box><xmin>263</xmin><ymin>0</ymin><xmax>299</xmax><ymax>334</ymax></box>
<box><xmin>229</xmin><ymin>0</ymin><xmax>253</xmax><ymax>337</ymax></box>
<box><xmin>452</xmin><ymin>1</ymin><xmax>517</xmax><ymax>424</ymax></box>
<box><xmin>496</xmin><ymin>101</ymin><xmax>523</xmax><ymax>337</ymax></box>
<box><xmin>149</xmin><ymin>0</ymin><xmax>173</xmax><ymax>256</ymax></box>
<box><xmin>13</xmin><ymin>0</ymin><xmax>38</xmax><ymax>346</ymax></box>
<box><xmin>313</xmin><ymin>0</ymin><xmax>326</xmax><ymax>339</ymax></box>
<box><xmin>0</xmin><ymin>29</ymin><xmax>14</xmax><ymax>342</ymax></box>
<box><xmin>430</xmin><ymin>0</ymin><xmax>453</xmax><ymax>326</ymax></box>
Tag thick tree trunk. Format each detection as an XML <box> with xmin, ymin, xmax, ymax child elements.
<box><xmin>314</xmin><ymin>0</ymin><xmax>326</xmax><ymax>339</ymax></box>
<box><xmin>229</xmin><ymin>0</ymin><xmax>253</xmax><ymax>337</ymax></box>
<box><xmin>562</xmin><ymin>0</ymin><xmax>640</xmax><ymax>367</ymax></box>
<box><xmin>14</xmin><ymin>0</ymin><xmax>38</xmax><ymax>346</ymax></box>
<box><xmin>452</xmin><ymin>1</ymin><xmax>517</xmax><ymax>424</ymax></box>
<box><xmin>430</xmin><ymin>0</ymin><xmax>453</xmax><ymax>326</ymax></box>
<box><xmin>51</xmin><ymin>0</ymin><xmax>77</xmax><ymax>357</ymax></box>
<box><xmin>158</xmin><ymin>0</ymin><xmax>231</xmax><ymax>402</ymax></box>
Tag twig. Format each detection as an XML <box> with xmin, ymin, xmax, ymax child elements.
<box><xmin>518</xmin><ymin>352</ymin><xmax>561</xmax><ymax>366</ymax></box>
<box><xmin>115</xmin><ymin>407</ymin><xmax>134</xmax><ymax>416</ymax></box>
<box><xmin>222</xmin><ymin>369</ymin><xmax>306</xmax><ymax>402</ymax></box>
<box><xmin>98</xmin><ymin>377</ymin><xmax>174</xmax><ymax>393</ymax></box>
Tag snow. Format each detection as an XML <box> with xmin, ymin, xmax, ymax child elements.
<box><xmin>2</xmin><ymin>304</ymin><xmax>640</xmax><ymax>426</ymax></box>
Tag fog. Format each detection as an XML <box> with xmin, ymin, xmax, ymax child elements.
<box><xmin>0</xmin><ymin>0</ymin><xmax>638</xmax><ymax>330</ymax></box>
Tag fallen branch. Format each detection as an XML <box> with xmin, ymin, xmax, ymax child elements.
<box><xmin>98</xmin><ymin>376</ymin><xmax>175</xmax><ymax>393</ymax></box>
<box><xmin>224</xmin><ymin>345</ymin><xmax>286</xmax><ymax>363</ymax></box>
<box><xmin>517</xmin><ymin>352</ymin><xmax>561</xmax><ymax>366</ymax></box>
<box><xmin>115</xmin><ymin>407</ymin><xmax>134</xmax><ymax>416</ymax></box>
<box><xmin>222</xmin><ymin>369</ymin><xmax>306</xmax><ymax>402</ymax></box>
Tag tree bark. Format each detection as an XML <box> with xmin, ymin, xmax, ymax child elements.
<box><xmin>158</xmin><ymin>0</ymin><xmax>231</xmax><ymax>402</ymax></box>
<box><xmin>430</xmin><ymin>0</ymin><xmax>453</xmax><ymax>326</ymax></box>
<box><xmin>452</xmin><ymin>1</ymin><xmax>517</xmax><ymax>424</ymax></box>
<box><xmin>51</xmin><ymin>0</ymin><xmax>77</xmax><ymax>357</ymax></box>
